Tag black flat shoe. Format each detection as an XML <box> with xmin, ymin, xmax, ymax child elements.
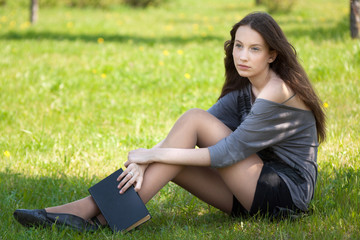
<box><xmin>13</xmin><ymin>209</ymin><xmax>98</xmax><ymax>232</ymax></box>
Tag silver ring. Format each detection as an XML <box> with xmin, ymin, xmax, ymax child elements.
<box><xmin>128</xmin><ymin>171</ymin><xmax>134</xmax><ymax>177</ymax></box>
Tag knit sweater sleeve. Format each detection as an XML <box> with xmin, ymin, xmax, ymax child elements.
<box><xmin>207</xmin><ymin>91</ymin><xmax>240</xmax><ymax>131</ymax></box>
<box><xmin>208</xmin><ymin>98</ymin><xmax>305</xmax><ymax>167</ymax></box>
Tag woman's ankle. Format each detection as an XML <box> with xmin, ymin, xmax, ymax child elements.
<box><xmin>44</xmin><ymin>206</ymin><xmax>85</xmax><ymax>219</ymax></box>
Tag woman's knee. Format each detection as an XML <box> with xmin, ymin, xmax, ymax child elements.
<box><xmin>175</xmin><ymin>108</ymin><xmax>210</xmax><ymax>130</ymax></box>
<box><xmin>182</xmin><ymin>108</ymin><xmax>208</xmax><ymax>119</ymax></box>
<box><xmin>182</xmin><ymin>108</ymin><xmax>226</xmax><ymax>130</ymax></box>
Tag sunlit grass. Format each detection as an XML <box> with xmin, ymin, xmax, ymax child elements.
<box><xmin>0</xmin><ymin>0</ymin><xmax>359</xmax><ymax>239</ymax></box>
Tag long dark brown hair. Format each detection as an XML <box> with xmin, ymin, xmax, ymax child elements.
<box><xmin>221</xmin><ymin>12</ymin><xmax>326</xmax><ymax>143</ymax></box>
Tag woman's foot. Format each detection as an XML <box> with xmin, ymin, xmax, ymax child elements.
<box><xmin>13</xmin><ymin>209</ymin><xmax>99</xmax><ymax>232</ymax></box>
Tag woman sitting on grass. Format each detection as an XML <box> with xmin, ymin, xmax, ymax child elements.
<box><xmin>14</xmin><ymin>11</ymin><xmax>326</xmax><ymax>232</ymax></box>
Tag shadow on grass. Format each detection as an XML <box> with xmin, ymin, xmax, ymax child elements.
<box><xmin>0</xmin><ymin>169</ymin><xmax>100</xmax><ymax>238</ymax></box>
<box><xmin>284</xmin><ymin>15</ymin><xmax>350</xmax><ymax>41</ymax></box>
<box><xmin>0</xmin><ymin>15</ymin><xmax>350</xmax><ymax>45</ymax></box>
<box><xmin>0</xmin><ymin>169</ymin><xmax>231</xmax><ymax>237</ymax></box>
<box><xmin>3</xmin><ymin>163</ymin><xmax>358</xmax><ymax>238</ymax></box>
<box><xmin>0</xmin><ymin>169</ymin><xmax>97</xmax><ymax>211</ymax></box>
<box><xmin>0</xmin><ymin>31</ymin><xmax>224</xmax><ymax>45</ymax></box>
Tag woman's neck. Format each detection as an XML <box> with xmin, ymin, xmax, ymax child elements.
<box><xmin>249</xmin><ymin>69</ymin><xmax>272</xmax><ymax>97</ymax></box>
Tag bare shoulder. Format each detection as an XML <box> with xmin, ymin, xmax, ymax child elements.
<box><xmin>258</xmin><ymin>76</ymin><xmax>291</xmax><ymax>103</ymax></box>
<box><xmin>258</xmin><ymin>75</ymin><xmax>310</xmax><ymax>111</ymax></box>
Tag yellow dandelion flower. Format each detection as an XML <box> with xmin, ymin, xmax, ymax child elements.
<box><xmin>163</xmin><ymin>50</ymin><xmax>169</xmax><ymax>56</ymax></box>
<box><xmin>235</xmin><ymin>15</ymin><xmax>242</xmax><ymax>21</ymax></box>
<box><xmin>4</xmin><ymin>150</ymin><xmax>10</xmax><ymax>158</ymax></box>
<box><xmin>184</xmin><ymin>73</ymin><xmax>191</xmax><ymax>79</ymax></box>
<box><xmin>97</xmin><ymin>37</ymin><xmax>104</xmax><ymax>44</ymax></box>
<box><xmin>323</xmin><ymin>102</ymin><xmax>329</xmax><ymax>108</ymax></box>
<box><xmin>117</xmin><ymin>20</ymin><xmax>123</xmax><ymax>26</ymax></box>
<box><xmin>227</xmin><ymin>4</ymin><xmax>236</xmax><ymax>9</ymax></box>
<box><xmin>207</xmin><ymin>25</ymin><xmax>214</xmax><ymax>31</ymax></box>
<box><xmin>177</xmin><ymin>49</ymin><xmax>184</xmax><ymax>55</ymax></box>
<box><xmin>192</xmin><ymin>24</ymin><xmax>199</xmax><ymax>31</ymax></box>
<box><xmin>139</xmin><ymin>46</ymin><xmax>144</xmax><ymax>51</ymax></box>
<box><xmin>92</xmin><ymin>69</ymin><xmax>97</xmax><ymax>74</ymax></box>
<box><xmin>9</xmin><ymin>20</ymin><xmax>16</xmax><ymax>28</ymax></box>
<box><xmin>20</xmin><ymin>21</ymin><xmax>30</xmax><ymax>29</ymax></box>
<box><xmin>165</xmin><ymin>25</ymin><xmax>173</xmax><ymax>31</ymax></box>
<box><xmin>201</xmin><ymin>32</ymin><xmax>207</xmax><ymax>37</ymax></box>
<box><xmin>67</xmin><ymin>21</ymin><xmax>73</xmax><ymax>28</ymax></box>
<box><xmin>101</xmin><ymin>73</ymin><xmax>107</xmax><ymax>78</ymax></box>
<box><xmin>159</xmin><ymin>61</ymin><xmax>164</xmax><ymax>66</ymax></box>
<box><xmin>1</xmin><ymin>16</ymin><xmax>7</xmax><ymax>23</ymax></box>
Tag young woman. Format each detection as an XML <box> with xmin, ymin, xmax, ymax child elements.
<box><xmin>14</xmin><ymin>12</ymin><xmax>326</xmax><ymax>232</ymax></box>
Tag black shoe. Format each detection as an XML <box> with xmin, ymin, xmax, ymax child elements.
<box><xmin>13</xmin><ymin>209</ymin><xmax>98</xmax><ymax>232</ymax></box>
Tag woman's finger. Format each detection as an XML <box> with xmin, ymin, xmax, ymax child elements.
<box><xmin>117</xmin><ymin>167</ymin><xmax>131</xmax><ymax>181</ymax></box>
<box><xmin>134</xmin><ymin>176</ymin><xmax>143</xmax><ymax>192</ymax></box>
<box><xmin>117</xmin><ymin>162</ymin><xmax>136</xmax><ymax>181</ymax></box>
<box><xmin>119</xmin><ymin>171</ymin><xmax>139</xmax><ymax>194</ymax></box>
<box><xmin>124</xmin><ymin>160</ymin><xmax>130</xmax><ymax>167</ymax></box>
<box><xmin>117</xmin><ymin>167</ymin><xmax>134</xmax><ymax>187</ymax></box>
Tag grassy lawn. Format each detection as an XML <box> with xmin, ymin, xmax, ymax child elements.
<box><xmin>0</xmin><ymin>0</ymin><xmax>359</xmax><ymax>239</ymax></box>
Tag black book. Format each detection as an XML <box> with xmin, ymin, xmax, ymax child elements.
<box><xmin>88</xmin><ymin>168</ymin><xmax>151</xmax><ymax>232</ymax></box>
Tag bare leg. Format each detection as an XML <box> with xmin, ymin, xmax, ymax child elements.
<box><xmin>151</xmin><ymin>108</ymin><xmax>262</xmax><ymax>211</ymax></box>
<box><xmin>139</xmin><ymin>109</ymin><xmax>262</xmax><ymax>212</ymax></box>
<box><xmin>45</xmin><ymin>196</ymin><xmax>100</xmax><ymax>221</ymax></box>
<box><xmin>46</xmin><ymin>108</ymin><xmax>262</xmax><ymax>220</ymax></box>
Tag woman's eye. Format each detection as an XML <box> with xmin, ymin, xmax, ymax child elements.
<box><xmin>235</xmin><ymin>44</ymin><xmax>243</xmax><ymax>48</ymax></box>
<box><xmin>251</xmin><ymin>47</ymin><xmax>260</xmax><ymax>51</ymax></box>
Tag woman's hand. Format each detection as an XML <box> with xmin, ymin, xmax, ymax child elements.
<box><xmin>125</xmin><ymin>148</ymin><xmax>155</xmax><ymax>166</ymax></box>
<box><xmin>117</xmin><ymin>163</ymin><xmax>148</xmax><ymax>194</ymax></box>
<box><xmin>117</xmin><ymin>148</ymin><xmax>155</xmax><ymax>194</ymax></box>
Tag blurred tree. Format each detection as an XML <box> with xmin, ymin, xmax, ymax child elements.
<box><xmin>261</xmin><ymin>0</ymin><xmax>296</xmax><ymax>13</ymax></box>
<box><xmin>350</xmin><ymin>0</ymin><xmax>360</xmax><ymax>38</ymax></box>
<box><xmin>255</xmin><ymin>0</ymin><xmax>263</xmax><ymax>5</ymax></box>
<box><xmin>30</xmin><ymin>0</ymin><xmax>38</xmax><ymax>24</ymax></box>
<box><xmin>124</xmin><ymin>0</ymin><xmax>167</xmax><ymax>8</ymax></box>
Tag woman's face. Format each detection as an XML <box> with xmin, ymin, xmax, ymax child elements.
<box><xmin>232</xmin><ymin>25</ymin><xmax>275</xmax><ymax>80</ymax></box>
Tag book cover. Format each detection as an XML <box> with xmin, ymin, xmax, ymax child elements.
<box><xmin>88</xmin><ymin>168</ymin><xmax>151</xmax><ymax>232</ymax></box>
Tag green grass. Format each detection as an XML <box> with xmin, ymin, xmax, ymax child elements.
<box><xmin>0</xmin><ymin>0</ymin><xmax>359</xmax><ymax>239</ymax></box>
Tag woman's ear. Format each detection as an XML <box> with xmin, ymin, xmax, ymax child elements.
<box><xmin>268</xmin><ymin>50</ymin><xmax>277</xmax><ymax>63</ymax></box>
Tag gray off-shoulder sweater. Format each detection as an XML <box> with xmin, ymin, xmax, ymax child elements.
<box><xmin>207</xmin><ymin>85</ymin><xmax>319</xmax><ymax>211</ymax></box>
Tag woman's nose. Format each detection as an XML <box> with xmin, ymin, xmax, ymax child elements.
<box><xmin>238</xmin><ymin>49</ymin><xmax>248</xmax><ymax>61</ymax></box>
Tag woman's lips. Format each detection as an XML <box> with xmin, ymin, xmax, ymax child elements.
<box><xmin>237</xmin><ymin>64</ymin><xmax>250</xmax><ymax>70</ymax></box>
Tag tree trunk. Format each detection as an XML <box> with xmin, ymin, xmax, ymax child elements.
<box><xmin>30</xmin><ymin>0</ymin><xmax>38</xmax><ymax>24</ymax></box>
<box><xmin>350</xmin><ymin>0</ymin><xmax>360</xmax><ymax>38</ymax></box>
<box><xmin>255</xmin><ymin>0</ymin><xmax>263</xmax><ymax>5</ymax></box>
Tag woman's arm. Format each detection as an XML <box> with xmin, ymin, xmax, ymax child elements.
<box><xmin>125</xmin><ymin>147</ymin><xmax>211</xmax><ymax>167</ymax></box>
<box><xmin>119</xmin><ymin>148</ymin><xmax>210</xmax><ymax>193</ymax></box>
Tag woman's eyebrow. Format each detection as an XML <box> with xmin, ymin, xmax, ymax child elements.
<box><xmin>235</xmin><ymin>40</ymin><xmax>263</xmax><ymax>47</ymax></box>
